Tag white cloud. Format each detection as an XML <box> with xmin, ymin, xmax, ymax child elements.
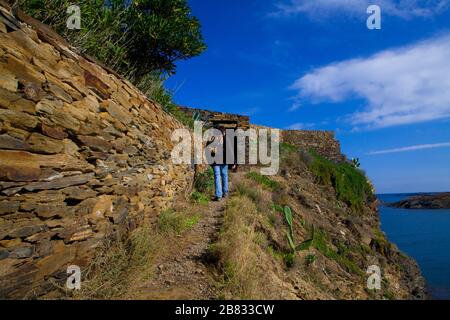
<box><xmin>367</xmin><ymin>141</ymin><xmax>450</xmax><ymax>155</ymax></box>
<box><xmin>273</xmin><ymin>0</ymin><xmax>449</xmax><ymax>19</ymax></box>
<box><xmin>288</xmin><ymin>102</ymin><xmax>301</xmax><ymax>112</ymax></box>
<box><xmin>291</xmin><ymin>34</ymin><xmax>450</xmax><ymax>129</ymax></box>
<box><xmin>286</xmin><ymin>122</ymin><xmax>315</xmax><ymax>130</ymax></box>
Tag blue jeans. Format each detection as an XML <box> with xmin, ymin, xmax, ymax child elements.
<box><xmin>213</xmin><ymin>165</ymin><xmax>228</xmax><ymax>198</ymax></box>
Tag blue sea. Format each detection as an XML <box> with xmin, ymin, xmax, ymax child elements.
<box><xmin>378</xmin><ymin>193</ymin><xmax>450</xmax><ymax>300</ymax></box>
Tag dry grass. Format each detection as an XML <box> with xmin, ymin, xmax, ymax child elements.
<box><xmin>210</xmin><ymin>196</ymin><xmax>273</xmax><ymax>299</ymax></box>
<box><xmin>70</xmin><ymin>225</ymin><xmax>162</xmax><ymax>299</ymax></box>
<box><xmin>71</xmin><ymin>208</ymin><xmax>200</xmax><ymax>300</ymax></box>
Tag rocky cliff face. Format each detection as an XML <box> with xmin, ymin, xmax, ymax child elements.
<box><xmin>0</xmin><ymin>5</ymin><xmax>192</xmax><ymax>298</ymax></box>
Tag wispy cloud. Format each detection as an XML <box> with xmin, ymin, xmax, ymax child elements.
<box><xmin>290</xmin><ymin>34</ymin><xmax>450</xmax><ymax>129</ymax></box>
<box><xmin>367</xmin><ymin>141</ymin><xmax>450</xmax><ymax>155</ymax></box>
<box><xmin>286</xmin><ymin>122</ymin><xmax>315</xmax><ymax>130</ymax></box>
<box><xmin>272</xmin><ymin>0</ymin><xmax>449</xmax><ymax>19</ymax></box>
<box><xmin>288</xmin><ymin>102</ymin><xmax>301</xmax><ymax>112</ymax></box>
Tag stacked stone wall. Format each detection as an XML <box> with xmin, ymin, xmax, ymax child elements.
<box><xmin>0</xmin><ymin>5</ymin><xmax>193</xmax><ymax>298</ymax></box>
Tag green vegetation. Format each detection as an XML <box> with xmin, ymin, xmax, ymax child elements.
<box><xmin>284</xmin><ymin>206</ymin><xmax>313</xmax><ymax>251</ymax></box>
<box><xmin>20</xmin><ymin>0</ymin><xmax>206</xmax><ymax>77</ymax></box>
<box><xmin>194</xmin><ymin>168</ymin><xmax>214</xmax><ymax>194</ymax></box>
<box><xmin>308</xmin><ymin>153</ymin><xmax>374</xmax><ymax>213</ymax></box>
<box><xmin>312</xmin><ymin>229</ymin><xmax>363</xmax><ymax>276</ymax></box>
<box><xmin>305</xmin><ymin>253</ymin><xmax>316</xmax><ymax>266</ymax></box>
<box><xmin>19</xmin><ymin>0</ymin><xmax>206</xmax><ymax>124</ymax></box>
<box><xmin>190</xmin><ymin>191</ymin><xmax>209</xmax><ymax>205</ymax></box>
<box><xmin>245</xmin><ymin>171</ymin><xmax>280</xmax><ymax>190</ymax></box>
<box><xmin>351</xmin><ymin>158</ymin><xmax>361</xmax><ymax>168</ymax></box>
<box><xmin>158</xmin><ymin>209</ymin><xmax>200</xmax><ymax>235</ymax></box>
<box><xmin>282</xmin><ymin>205</ymin><xmax>314</xmax><ymax>267</ymax></box>
<box><xmin>236</xmin><ymin>182</ymin><xmax>261</xmax><ymax>204</ymax></box>
<box><xmin>279</xmin><ymin>143</ymin><xmax>314</xmax><ymax>169</ymax></box>
<box><xmin>191</xmin><ymin>168</ymin><xmax>214</xmax><ymax>204</ymax></box>
<box><xmin>280</xmin><ymin>142</ymin><xmax>299</xmax><ymax>153</ymax></box>
<box><xmin>371</xmin><ymin>228</ymin><xmax>390</xmax><ymax>256</ymax></box>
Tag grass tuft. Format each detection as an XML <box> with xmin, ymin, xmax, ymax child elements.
<box><xmin>308</xmin><ymin>153</ymin><xmax>375</xmax><ymax>213</ymax></box>
<box><xmin>245</xmin><ymin>171</ymin><xmax>280</xmax><ymax>190</ymax></box>
<box><xmin>158</xmin><ymin>209</ymin><xmax>200</xmax><ymax>235</ymax></box>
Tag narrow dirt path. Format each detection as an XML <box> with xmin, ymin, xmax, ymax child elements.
<box><xmin>127</xmin><ymin>192</ymin><xmax>228</xmax><ymax>300</ymax></box>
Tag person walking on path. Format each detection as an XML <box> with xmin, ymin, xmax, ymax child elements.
<box><xmin>208</xmin><ymin>126</ymin><xmax>236</xmax><ymax>201</ymax></box>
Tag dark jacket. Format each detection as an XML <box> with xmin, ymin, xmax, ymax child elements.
<box><xmin>207</xmin><ymin>130</ymin><xmax>236</xmax><ymax>166</ymax></box>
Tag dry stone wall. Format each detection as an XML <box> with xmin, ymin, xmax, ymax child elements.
<box><xmin>282</xmin><ymin>130</ymin><xmax>345</xmax><ymax>162</ymax></box>
<box><xmin>0</xmin><ymin>5</ymin><xmax>193</xmax><ymax>298</ymax></box>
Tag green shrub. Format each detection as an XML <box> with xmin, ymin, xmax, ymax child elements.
<box><xmin>308</xmin><ymin>153</ymin><xmax>374</xmax><ymax>213</ymax></box>
<box><xmin>19</xmin><ymin>0</ymin><xmax>206</xmax><ymax>127</ymax></box>
<box><xmin>194</xmin><ymin>168</ymin><xmax>214</xmax><ymax>194</ymax></box>
<box><xmin>191</xmin><ymin>191</ymin><xmax>209</xmax><ymax>205</ymax></box>
<box><xmin>19</xmin><ymin>0</ymin><xmax>206</xmax><ymax>78</ymax></box>
<box><xmin>245</xmin><ymin>171</ymin><xmax>280</xmax><ymax>190</ymax></box>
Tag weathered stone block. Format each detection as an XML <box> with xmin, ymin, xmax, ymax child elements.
<box><xmin>4</xmin><ymin>54</ymin><xmax>46</xmax><ymax>85</ymax></box>
<box><xmin>41</xmin><ymin>124</ymin><xmax>68</xmax><ymax>140</ymax></box>
<box><xmin>0</xmin><ymin>200</ymin><xmax>20</xmax><ymax>215</ymax></box>
<box><xmin>10</xmin><ymin>245</ymin><xmax>34</xmax><ymax>259</ymax></box>
<box><xmin>0</xmin><ymin>109</ymin><xmax>38</xmax><ymax>129</ymax></box>
<box><xmin>23</xmin><ymin>173</ymin><xmax>94</xmax><ymax>192</ymax></box>
<box><xmin>27</xmin><ymin>133</ymin><xmax>64</xmax><ymax>154</ymax></box>
<box><xmin>78</xmin><ymin>135</ymin><xmax>113</xmax><ymax>152</ymax></box>
<box><xmin>23</xmin><ymin>81</ymin><xmax>45</xmax><ymax>102</ymax></box>
<box><xmin>84</xmin><ymin>70</ymin><xmax>110</xmax><ymax>99</ymax></box>
<box><xmin>61</xmin><ymin>186</ymin><xmax>97</xmax><ymax>200</ymax></box>
<box><xmin>34</xmin><ymin>203</ymin><xmax>70</xmax><ymax>219</ymax></box>
<box><xmin>9</xmin><ymin>223</ymin><xmax>48</xmax><ymax>238</ymax></box>
<box><xmin>106</xmin><ymin>100</ymin><xmax>132</xmax><ymax>125</ymax></box>
<box><xmin>0</xmin><ymin>134</ymin><xmax>30</xmax><ymax>150</ymax></box>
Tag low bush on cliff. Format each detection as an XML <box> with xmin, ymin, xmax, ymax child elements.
<box><xmin>308</xmin><ymin>153</ymin><xmax>374</xmax><ymax>213</ymax></box>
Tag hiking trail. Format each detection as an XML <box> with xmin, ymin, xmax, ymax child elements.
<box><xmin>124</xmin><ymin>175</ymin><xmax>236</xmax><ymax>300</ymax></box>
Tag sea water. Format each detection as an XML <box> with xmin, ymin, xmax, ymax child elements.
<box><xmin>378</xmin><ymin>193</ymin><xmax>450</xmax><ymax>300</ymax></box>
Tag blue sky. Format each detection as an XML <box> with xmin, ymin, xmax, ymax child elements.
<box><xmin>166</xmin><ymin>0</ymin><xmax>450</xmax><ymax>193</ymax></box>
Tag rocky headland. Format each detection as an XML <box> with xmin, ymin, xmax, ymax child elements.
<box><xmin>388</xmin><ymin>193</ymin><xmax>450</xmax><ymax>209</ymax></box>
